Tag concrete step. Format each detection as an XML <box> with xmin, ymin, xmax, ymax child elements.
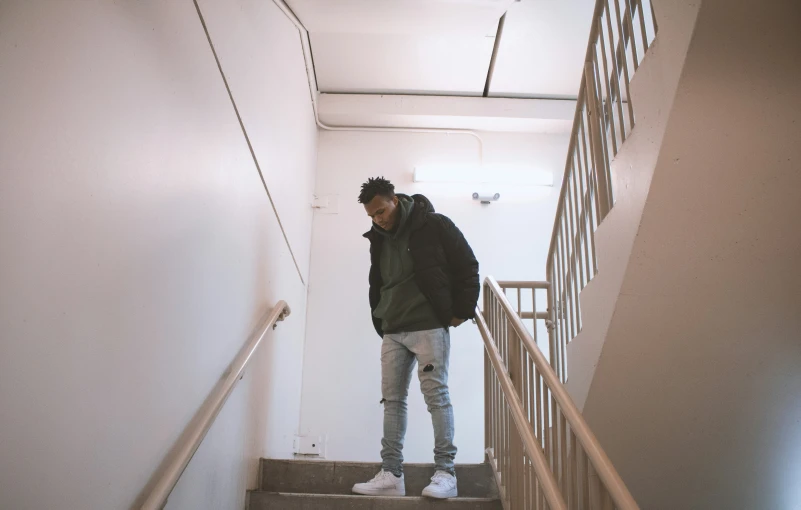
<box><xmin>260</xmin><ymin>460</ymin><xmax>499</xmax><ymax>499</ymax></box>
<box><xmin>248</xmin><ymin>492</ymin><xmax>503</xmax><ymax>510</ymax></box>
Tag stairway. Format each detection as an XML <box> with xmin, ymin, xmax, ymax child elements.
<box><xmin>248</xmin><ymin>459</ymin><xmax>503</xmax><ymax>509</ymax></box>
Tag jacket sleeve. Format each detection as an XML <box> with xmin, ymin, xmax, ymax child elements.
<box><xmin>367</xmin><ymin>237</ymin><xmax>385</xmax><ymax>338</ymax></box>
<box><xmin>436</xmin><ymin>214</ymin><xmax>480</xmax><ymax>319</ymax></box>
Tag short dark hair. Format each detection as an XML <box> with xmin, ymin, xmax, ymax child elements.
<box><xmin>358</xmin><ymin>177</ymin><xmax>395</xmax><ymax>204</ymax></box>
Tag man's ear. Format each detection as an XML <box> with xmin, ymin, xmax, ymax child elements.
<box><xmin>393</xmin><ymin>196</ymin><xmax>399</xmax><ymax>206</ymax></box>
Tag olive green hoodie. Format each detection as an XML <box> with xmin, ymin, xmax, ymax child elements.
<box><xmin>371</xmin><ymin>196</ymin><xmax>443</xmax><ymax>334</ymax></box>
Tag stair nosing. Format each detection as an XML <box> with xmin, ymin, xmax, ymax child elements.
<box><xmin>261</xmin><ymin>459</ymin><xmax>490</xmax><ymax>468</ymax></box>
<box><xmin>249</xmin><ymin>491</ymin><xmax>499</xmax><ymax>502</ymax></box>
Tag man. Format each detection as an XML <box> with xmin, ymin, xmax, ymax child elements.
<box><xmin>352</xmin><ymin>177</ymin><xmax>480</xmax><ymax>500</ymax></box>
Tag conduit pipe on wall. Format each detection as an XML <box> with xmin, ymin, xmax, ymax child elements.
<box><xmin>269</xmin><ymin>0</ymin><xmax>485</xmax><ymax>163</ymax></box>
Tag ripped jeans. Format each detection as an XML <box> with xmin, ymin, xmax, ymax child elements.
<box><xmin>380</xmin><ymin>328</ymin><xmax>456</xmax><ymax>476</ymax></box>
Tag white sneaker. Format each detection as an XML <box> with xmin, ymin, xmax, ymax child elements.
<box><xmin>422</xmin><ymin>470</ymin><xmax>458</xmax><ymax>499</ymax></box>
<box><xmin>352</xmin><ymin>470</ymin><xmax>406</xmax><ymax>496</ymax></box>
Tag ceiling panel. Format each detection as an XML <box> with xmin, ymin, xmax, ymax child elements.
<box><xmin>285</xmin><ymin>0</ymin><xmax>514</xmax><ymax>35</ymax></box>
<box><xmin>311</xmin><ymin>32</ymin><xmax>496</xmax><ymax>95</ymax></box>
<box><xmin>285</xmin><ymin>0</ymin><xmax>597</xmax><ymax>98</ymax></box>
<box><xmin>488</xmin><ymin>0</ymin><xmax>596</xmax><ymax>98</ymax></box>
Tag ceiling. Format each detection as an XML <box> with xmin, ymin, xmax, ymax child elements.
<box><xmin>284</xmin><ymin>0</ymin><xmax>597</xmax><ymax>98</ymax></box>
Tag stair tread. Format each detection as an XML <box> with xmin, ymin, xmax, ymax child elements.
<box><xmin>253</xmin><ymin>491</ymin><xmax>497</xmax><ymax>500</ymax></box>
<box><xmin>259</xmin><ymin>459</ymin><xmax>499</xmax><ymax>499</ymax></box>
<box><xmin>248</xmin><ymin>491</ymin><xmax>503</xmax><ymax>509</ymax></box>
<box><xmin>262</xmin><ymin>459</ymin><xmax>491</xmax><ymax>469</ymax></box>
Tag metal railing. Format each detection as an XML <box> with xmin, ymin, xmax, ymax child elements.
<box><xmin>139</xmin><ymin>301</ymin><xmax>291</xmax><ymax>510</ymax></box>
<box><xmin>547</xmin><ymin>0</ymin><xmax>658</xmax><ymax>382</ymax></box>
<box><xmin>479</xmin><ymin>277</ymin><xmax>638</xmax><ymax>510</ymax></box>
<box><xmin>497</xmin><ymin>281</ymin><xmax>561</xmax><ymax>382</ymax></box>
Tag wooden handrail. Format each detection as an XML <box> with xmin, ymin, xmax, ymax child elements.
<box><xmin>484</xmin><ymin>277</ymin><xmax>639</xmax><ymax>509</ymax></box>
<box><xmin>496</xmin><ymin>280</ymin><xmax>551</xmax><ymax>290</ymax></box>
<box><xmin>475</xmin><ymin>307</ymin><xmax>568</xmax><ymax>510</ymax></box>
<box><xmin>139</xmin><ymin>301</ymin><xmax>291</xmax><ymax>510</ymax></box>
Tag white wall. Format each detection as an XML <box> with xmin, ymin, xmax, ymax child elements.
<box><xmin>582</xmin><ymin>0</ymin><xmax>801</xmax><ymax>508</ymax></box>
<box><xmin>299</xmin><ymin>130</ymin><xmax>568</xmax><ymax>465</ymax></box>
<box><xmin>0</xmin><ymin>1</ymin><xmax>316</xmax><ymax>509</ymax></box>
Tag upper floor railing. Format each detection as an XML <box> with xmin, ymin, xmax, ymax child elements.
<box><xmin>547</xmin><ymin>0</ymin><xmax>658</xmax><ymax>382</ymax></box>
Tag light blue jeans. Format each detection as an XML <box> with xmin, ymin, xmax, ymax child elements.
<box><xmin>380</xmin><ymin>328</ymin><xmax>457</xmax><ymax>476</ymax></box>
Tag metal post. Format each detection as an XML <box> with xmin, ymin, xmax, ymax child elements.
<box><xmin>583</xmin><ymin>62</ymin><xmax>612</xmax><ymax>221</ymax></box>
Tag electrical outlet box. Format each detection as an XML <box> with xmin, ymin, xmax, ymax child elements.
<box><xmin>312</xmin><ymin>194</ymin><xmax>339</xmax><ymax>214</ymax></box>
<box><xmin>293</xmin><ymin>435</ymin><xmax>325</xmax><ymax>456</ymax></box>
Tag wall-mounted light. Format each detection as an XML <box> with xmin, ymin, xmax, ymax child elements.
<box><xmin>413</xmin><ymin>164</ymin><xmax>553</xmax><ymax>187</ymax></box>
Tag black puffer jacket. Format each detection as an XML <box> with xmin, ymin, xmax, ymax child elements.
<box><xmin>364</xmin><ymin>194</ymin><xmax>480</xmax><ymax>337</ymax></box>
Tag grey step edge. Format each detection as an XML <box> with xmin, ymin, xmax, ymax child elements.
<box><xmin>260</xmin><ymin>459</ymin><xmax>500</xmax><ymax>499</ymax></box>
<box><xmin>248</xmin><ymin>492</ymin><xmax>503</xmax><ymax>510</ymax></box>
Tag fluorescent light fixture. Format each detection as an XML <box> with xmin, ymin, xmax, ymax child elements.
<box><xmin>413</xmin><ymin>164</ymin><xmax>553</xmax><ymax>187</ymax></box>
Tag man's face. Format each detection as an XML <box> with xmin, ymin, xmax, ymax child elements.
<box><xmin>364</xmin><ymin>195</ymin><xmax>399</xmax><ymax>231</ymax></box>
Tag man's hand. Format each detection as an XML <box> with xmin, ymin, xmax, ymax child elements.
<box><xmin>450</xmin><ymin>318</ymin><xmax>467</xmax><ymax>328</ymax></box>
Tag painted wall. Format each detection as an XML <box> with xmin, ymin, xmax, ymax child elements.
<box><xmin>0</xmin><ymin>1</ymin><xmax>316</xmax><ymax>509</ymax></box>
<box><xmin>582</xmin><ymin>1</ymin><xmax>801</xmax><ymax>508</ymax></box>
<box><xmin>298</xmin><ymin>131</ymin><xmax>568</xmax><ymax>465</ymax></box>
